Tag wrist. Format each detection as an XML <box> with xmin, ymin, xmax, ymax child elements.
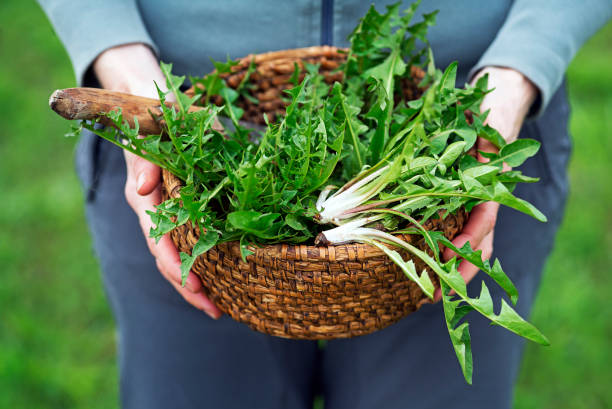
<box><xmin>471</xmin><ymin>66</ymin><xmax>539</xmax><ymax>143</ymax></box>
<box><xmin>93</xmin><ymin>43</ymin><xmax>165</xmax><ymax>98</ymax></box>
<box><xmin>473</xmin><ymin>66</ymin><xmax>538</xmax><ymax>120</ymax></box>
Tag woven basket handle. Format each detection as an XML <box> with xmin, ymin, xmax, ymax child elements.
<box><xmin>49</xmin><ymin>87</ymin><xmax>208</xmax><ymax>135</ymax></box>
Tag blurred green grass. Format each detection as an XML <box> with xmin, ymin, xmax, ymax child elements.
<box><xmin>0</xmin><ymin>1</ymin><xmax>610</xmax><ymax>408</ymax></box>
<box><xmin>514</xmin><ymin>17</ymin><xmax>612</xmax><ymax>409</ymax></box>
<box><xmin>0</xmin><ymin>1</ymin><xmax>117</xmax><ymax>408</ymax></box>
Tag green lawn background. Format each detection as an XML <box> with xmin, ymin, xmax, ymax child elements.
<box><xmin>0</xmin><ymin>1</ymin><xmax>610</xmax><ymax>408</ymax></box>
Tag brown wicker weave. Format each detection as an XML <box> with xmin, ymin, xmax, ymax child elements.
<box><xmin>163</xmin><ymin>46</ymin><xmax>467</xmax><ymax>339</ymax></box>
<box><xmin>189</xmin><ymin>46</ymin><xmax>425</xmax><ymax>125</ymax></box>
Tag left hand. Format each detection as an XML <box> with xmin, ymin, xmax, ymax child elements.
<box><xmin>93</xmin><ymin>44</ymin><xmax>222</xmax><ymax>318</ymax></box>
<box><xmin>434</xmin><ymin>66</ymin><xmax>538</xmax><ymax>301</ymax></box>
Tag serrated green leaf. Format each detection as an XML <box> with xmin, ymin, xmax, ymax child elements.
<box><xmin>430</xmin><ymin>233</ymin><xmax>519</xmax><ymax>305</ymax></box>
<box><xmin>369</xmin><ymin>240</ymin><xmax>435</xmax><ymax>298</ymax></box>
<box><xmin>462</xmin><ymin>164</ymin><xmax>499</xmax><ymax>181</ymax></box>
<box><xmin>239</xmin><ymin>234</ymin><xmax>255</xmax><ymax>262</ymax></box>
<box><xmin>439</xmin><ymin>62</ymin><xmax>457</xmax><ymax>91</ymax></box>
<box><xmin>285</xmin><ymin>214</ymin><xmax>307</xmax><ymax>231</ymax></box>
<box><xmin>489</xmin><ymin>139</ymin><xmax>541</xmax><ymax>168</ymax></box>
<box><xmin>178</xmin><ymin>228</ymin><xmax>219</xmax><ymax>287</ymax></box>
<box><xmin>400</xmin><ymin>240</ymin><xmax>548</xmax><ymax>346</ymax></box>
<box><xmin>192</xmin><ymin>228</ymin><xmax>219</xmax><ymax>257</ymax></box>
<box><xmin>179</xmin><ymin>252</ymin><xmax>196</xmax><ymax>287</ymax></box>
<box><xmin>227</xmin><ymin>211</ymin><xmax>282</xmax><ymax>239</ymax></box>
<box><xmin>440</xmin><ymin>281</ymin><xmax>473</xmax><ymax>384</ymax></box>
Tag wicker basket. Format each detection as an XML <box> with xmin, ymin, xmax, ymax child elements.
<box><xmin>162</xmin><ymin>46</ymin><xmax>467</xmax><ymax>339</ymax></box>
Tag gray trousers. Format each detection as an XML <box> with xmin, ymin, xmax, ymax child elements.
<box><xmin>75</xmin><ymin>85</ymin><xmax>571</xmax><ymax>409</ymax></box>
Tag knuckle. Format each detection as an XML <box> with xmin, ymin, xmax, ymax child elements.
<box><xmin>486</xmin><ymin>203</ymin><xmax>499</xmax><ymax>220</ymax></box>
<box><xmin>481</xmin><ymin>236</ymin><xmax>494</xmax><ymax>257</ymax></box>
<box><xmin>488</xmin><ymin>206</ymin><xmax>498</xmax><ymax>223</ymax></box>
<box><xmin>124</xmin><ymin>185</ymin><xmax>133</xmax><ymax>205</ymax></box>
<box><xmin>123</xmin><ymin>150</ymin><xmax>134</xmax><ymax>166</ymax></box>
<box><xmin>461</xmin><ymin>233</ymin><xmax>475</xmax><ymax>248</ymax></box>
<box><xmin>156</xmin><ymin>263</ymin><xmax>174</xmax><ymax>284</ymax></box>
<box><xmin>155</xmin><ymin>258</ymin><xmax>170</xmax><ymax>279</ymax></box>
<box><xmin>132</xmin><ymin>157</ymin><xmax>146</xmax><ymax>175</ymax></box>
<box><xmin>146</xmin><ymin>239</ymin><xmax>159</xmax><ymax>258</ymax></box>
<box><xmin>485</xmin><ymin>216</ymin><xmax>496</xmax><ymax>233</ymax></box>
<box><xmin>155</xmin><ymin>258</ymin><xmax>164</xmax><ymax>273</ymax></box>
<box><xmin>133</xmin><ymin>156</ymin><xmax>157</xmax><ymax>176</ymax></box>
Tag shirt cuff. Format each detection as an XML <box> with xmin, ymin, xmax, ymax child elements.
<box><xmin>468</xmin><ymin>0</ymin><xmax>612</xmax><ymax>119</ymax></box>
<box><xmin>39</xmin><ymin>0</ymin><xmax>159</xmax><ymax>85</ymax></box>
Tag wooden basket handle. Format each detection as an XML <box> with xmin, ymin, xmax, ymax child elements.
<box><xmin>49</xmin><ymin>87</ymin><xmax>206</xmax><ymax>135</ymax></box>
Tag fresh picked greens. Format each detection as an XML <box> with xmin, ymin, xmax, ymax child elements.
<box><xmin>77</xmin><ymin>1</ymin><xmax>548</xmax><ymax>384</ymax></box>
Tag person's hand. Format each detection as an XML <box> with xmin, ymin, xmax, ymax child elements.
<box><xmin>93</xmin><ymin>43</ymin><xmax>222</xmax><ymax>318</ymax></box>
<box><xmin>434</xmin><ymin>66</ymin><xmax>538</xmax><ymax>301</ymax></box>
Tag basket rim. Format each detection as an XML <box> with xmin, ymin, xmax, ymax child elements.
<box><xmin>162</xmin><ymin>169</ymin><xmax>465</xmax><ymax>263</ymax></box>
<box><xmin>218</xmin><ymin>45</ymin><xmax>346</xmax><ymax>69</ymax></box>
<box><xmin>186</xmin><ymin>45</ymin><xmax>348</xmax><ymax>96</ymax></box>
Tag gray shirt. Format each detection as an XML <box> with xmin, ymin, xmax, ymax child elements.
<box><xmin>39</xmin><ymin>0</ymin><xmax>611</xmax><ymax>116</ymax></box>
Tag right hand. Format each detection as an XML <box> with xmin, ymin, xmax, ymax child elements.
<box><xmin>93</xmin><ymin>43</ymin><xmax>222</xmax><ymax>319</ymax></box>
<box><xmin>436</xmin><ymin>66</ymin><xmax>537</xmax><ymax>302</ymax></box>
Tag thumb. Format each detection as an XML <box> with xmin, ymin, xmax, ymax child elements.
<box><xmin>124</xmin><ymin>151</ymin><xmax>161</xmax><ymax>196</ymax></box>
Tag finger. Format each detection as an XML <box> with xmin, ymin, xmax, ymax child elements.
<box><xmin>124</xmin><ymin>151</ymin><xmax>161</xmax><ymax>196</ymax></box>
<box><xmin>443</xmin><ymin>201</ymin><xmax>499</xmax><ymax>261</ymax></box>
<box><xmin>477</xmin><ymin>137</ymin><xmax>499</xmax><ymax>159</ymax></box>
<box><xmin>153</xmin><ymin>235</ymin><xmax>203</xmax><ymax>293</ymax></box>
<box><xmin>128</xmin><ymin>186</ymin><xmax>204</xmax><ymax>294</ymax></box>
<box><xmin>121</xmin><ymin>142</ymin><xmax>216</xmax><ymax>315</ymax></box>
<box><xmin>123</xmin><ymin>160</ymin><xmax>203</xmax><ymax>294</ymax></box>
<box><xmin>476</xmin><ymin>137</ymin><xmax>512</xmax><ymax>172</ymax></box>
<box><xmin>136</xmin><ymin>159</ymin><xmax>160</xmax><ymax>196</ymax></box>
<box><xmin>435</xmin><ymin>231</ymin><xmax>494</xmax><ymax>302</ymax></box>
<box><xmin>433</xmin><ymin>259</ymin><xmax>479</xmax><ymax>303</ymax></box>
<box><xmin>124</xmin><ymin>172</ymin><xmax>162</xmax><ymax>239</ymax></box>
<box><xmin>157</xmin><ymin>259</ymin><xmax>222</xmax><ymax>319</ymax></box>
<box><xmin>457</xmin><ymin>230</ymin><xmax>494</xmax><ymax>283</ymax></box>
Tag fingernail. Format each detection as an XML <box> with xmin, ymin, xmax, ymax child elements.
<box><xmin>204</xmin><ymin>308</ymin><xmax>218</xmax><ymax>320</ymax></box>
<box><xmin>200</xmin><ymin>300</ymin><xmax>219</xmax><ymax>319</ymax></box>
<box><xmin>137</xmin><ymin>172</ymin><xmax>146</xmax><ymax>191</ymax></box>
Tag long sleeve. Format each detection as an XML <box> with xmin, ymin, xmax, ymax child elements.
<box><xmin>37</xmin><ymin>0</ymin><xmax>158</xmax><ymax>85</ymax></box>
<box><xmin>469</xmin><ymin>0</ymin><xmax>612</xmax><ymax>117</ymax></box>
